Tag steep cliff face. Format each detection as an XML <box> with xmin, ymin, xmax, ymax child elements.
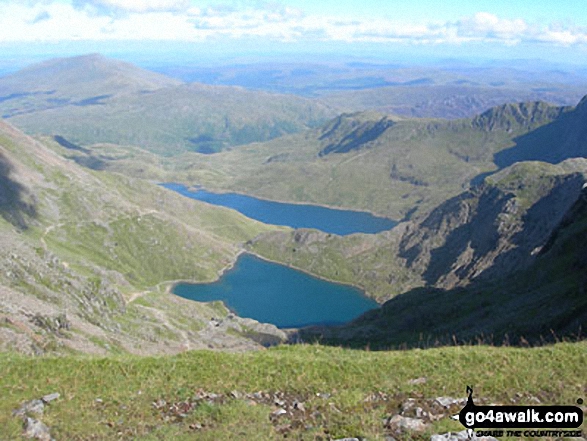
<box><xmin>298</xmin><ymin>173</ymin><xmax>587</xmax><ymax>347</ymax></box>
<box><xmin>398</xmin><ymin>161</ymin><xmax>586</xmax><ymax>289</ymax></box>
<box><xmin>493</xmin><ymin>96</ymin><xmax>587</xmax><ymax>167</ymax></box>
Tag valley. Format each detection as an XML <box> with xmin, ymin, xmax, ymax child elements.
<box><xmin>0</xmin><ymin>50</ymin><xmax>586</xmax><ymax>440</ymax></box>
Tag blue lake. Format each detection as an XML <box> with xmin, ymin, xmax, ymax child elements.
<box><xmin>162</xmin><ymin>183</ymin><xmax>397</xmax><ymax>235</ymax></box>
<box><xmin>172</xmin><ymin>254</ymin><xmax>379</xmax><ymax>328</ymax></box>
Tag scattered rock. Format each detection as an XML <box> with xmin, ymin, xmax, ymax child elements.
<box><xmin>384</xmin><ymin>414</ymin><xmax>428</xmax><ymax>432</ymax></box>
<box><xmin>400</xmin><ymin>398</ymin><xmax>418</xmax><ymax>414</ymax></box>
<box><xmin>293</xmin><ymin>400</ymin><xmax>305</xmax><ymax>412</ymax></box>
<box><xmin>271</xmin><ymin>408</ymin><xmax>287</xmax><ymax>418</ymax></box>
<box><xmin>333</xmin><ymin>438</ymin><xmax>360</xmax><ymax>441</ymax></box>
<box><xmin>23</xmin><ymin>417</ymin><xmax>51</xmax><ymax>441</ymax></box>
<box><xmin>430</xmin><ymin>430</ymin><xmax>499</xmax><ymax>441</ymax></box>
<box><xmin>435</xmin><ymin>396</ymin><xmax>466</xmax><ymax>408</ymax></box>
<box><xmin>408</xmin><ymin>377</ymin><xmax>427</xmax><ymax>385</ymax></box>
<box><xmin>41</xmin><ymin>393</ymin><xmax>60</xmax><ymax>404</ymax></box>
<box><xmin>13</xmin><ymin>400</ymin><xmax>44</xmax><ymax>417</ymax></box>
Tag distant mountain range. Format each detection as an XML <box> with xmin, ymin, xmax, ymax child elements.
<box><xmin>151</xmin><ymin>60</ymin><xmax>587</xmax><ymax>118</ymax></box>
<box><xmin>0</xmin><ymin>54</ymin><xmax>336</xmax><ymax>155</ymax></box>
<box><xmin>0</xmin><ymin>53</ymin><xmax>586</xmax><ymax>353</ymax></box>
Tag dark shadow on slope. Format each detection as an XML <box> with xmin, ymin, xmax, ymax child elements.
<box><xmin>494</xmin><ymin>100</ymin><xmax>587</xmax><ymax>168</ymax></box>
<box><xmin>401</xmin><ymin>173</ymin><xmax>585</xmax><ymax>287</ymax></box>
<box><xmin>54</xmin><ymin>135</ymin><xmax>90</xmax><ymax>154</ymax></box>
<box><xmin>479</xmin><ymin>173</ymin><xmax>586</xmax><ymax>275</ymax></box>
<box><xmin>397</xmin><ymin>186</ymin><xmax>512</xmax><ymax>285</ymax></box>
<box><xmin>295</xmin><ymin>277</ymin><xmax>587</xmax><ymax>350</ymax></box>
<box><xmin>422</xmin><ymin>187</ymin><xmax>511</xmax><ymax>285</ymax></box>
<box><xmin>0</xmin><ymin>152</ymin><xmax>36</xmax><ymax>229</ymax></box>
<box><xmin>318</xmin><ymin>117</ymin><xmax>394</xmax><ymax>156</ymax></box>
<box><xmin>297</xmin><ymin>187</ymin><xmax>587</xmax><ymax>350</ymax></box>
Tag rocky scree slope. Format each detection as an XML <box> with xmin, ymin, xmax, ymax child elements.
<box><xmin>0</xmin><ymin>120</ymin><xmax>286</xmax><ymax>355</ymax></box>
<box><xmin>298</xmin><ymin>171</ymin><xmax>587</xmax><ymax>347</ymax></box>
<box><xmin>248</xmin><ymin>159</ymin><xmax>587</xmax><ymax>302</ymax></box>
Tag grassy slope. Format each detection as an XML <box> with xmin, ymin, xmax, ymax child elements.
<box><xmin>0</xmin><ymin>55</ymin><xmax>337</xmax><ymax>155</ymax></box>
<box><xmin>82</xmin><ymin>100</ymin><xmax>573</xmax><ymax>221</ymax></box>
<box><xmin>1</xmin><ymin>342</ymin><xmax>585</xmax><ymax>440</ymax></box>
<box><xmin>0</xmin><ymin>120</ymin><xmax>286</xmax><ymax>355</ymax></box>
<box><xmin>296</xmin><ymin>174</ymin><xmax>587</xmax><ymax>348</ymax></box>
<box><xmin>246</xmin><ymin>160</ymin><xmax>587</xmax><ymax>302</ymax></box>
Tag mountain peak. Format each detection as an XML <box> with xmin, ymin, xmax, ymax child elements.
<box><xmin>0</xmin><ymin>53</ymin><xmax>181</xmax><ymax>98</ymax></box>
<box><xmin>471</xmin><ymin>101</ymin><xmax>564</xmax><ymax>132</ymax></box>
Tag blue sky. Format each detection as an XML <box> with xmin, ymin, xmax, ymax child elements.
<box><xmin>1</xmin><ymin>0</ymin><xmax>586</xmax><ymax>65</ymax></box>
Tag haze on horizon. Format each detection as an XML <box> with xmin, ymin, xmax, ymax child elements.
<box><xmin>1</xmin><ymin>0</ymin><xmax>587</xmax><ymax>69</ymax></box>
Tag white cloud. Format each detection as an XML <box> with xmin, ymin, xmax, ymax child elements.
<box><xmin>0</xmin><ymin>1</ymin><xmax>586</xmax><ymax>49</ymax></box>
<box><xmin>79</xmin><ymin>0</ymin><xmax>190</xmax><ymax>13</ymax></box>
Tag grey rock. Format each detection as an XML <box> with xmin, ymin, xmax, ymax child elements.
<box><xmin>23</xmin><ymin>417</ymin><xmax>51</xmax><ymax>441</ymax></box>
<box><xmin>293</xmin><ymin>400</ymin><xmax>305</xmax><ymax>412</ymax></box>
<box><xmin>430</xmin><ymin>430</ymin><xmax>499</xmax><ymax>441</ymax></box>
<box><xmin>408</xmin><ymin>377</ymin><xmax>427</xmax><ymax>385</ymax></box>
<box><xmin>41</xmin><ymin>393</ymin><xmax>60</xmax><ymax>403</ymax></box>
<box><xmin>333</xmin><ymin>438</ymin><xmax>360</xmax><ymax>441</ymax></box>
<box><xmin>400</xmin><ymin>398</ymin><xmax>417</xmax><ymax>414</ymax></box>
<box><xmin>385</xmin><ymin>414</ymin><xmax>428</xmax><ymax>432</ymax></box>
<box><xmin>435</xmin><ymin>396</ymin><xmax>466</xmax><ymax>408</ymax></box>
<box><xmin>271</xmin><ymin>408</ymin><xmax>287</xmax><ymax>417</ymax></box>
<box><xmin>13</xmin><ymin>400</ymin><xmax>44</xmax><ymax>417</ymax></box>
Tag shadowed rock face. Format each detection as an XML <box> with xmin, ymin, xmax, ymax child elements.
<box><xmin>398</xmin><ymin>172</ymin><xmax>585</xmax><ymax>288</ymax></box>
<box><xmin>296</xmin><ymin>166</ymin><xmax>587</xmax><ymax>349</ymax></box>
<box><xmin>0</xmin><ymin>152</ymin><xmax>36</xmax><ymax>229</ymax></box>
<box><xmin>493</xmin><ymin>96</ymin><xmax>587</xmax><ymax>168</ymax></box>
<box><xmin>318</xmin><ymin>115</ymin><xmax>395</xmax><ymax>156</ymax></box>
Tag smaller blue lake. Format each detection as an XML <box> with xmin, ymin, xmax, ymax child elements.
<box><xmin>172</xmin><ymin>254</ymin><xmax>379</xmax><ymax>328</ymax></box>
<box><xmin>162</xmin><ymin>183</ymin><xmax>396</xmax><ymax>235</ymax></box>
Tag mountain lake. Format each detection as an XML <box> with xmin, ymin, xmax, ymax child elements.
<box><xmin>162</xmin><ymin>183</ymin><xmax>397</xmax><ymax>235</ymax></box>
<box><xmin>172</xmin><ymin>253</ymin><xmax>378</xmax><ymax>328</ymax></box>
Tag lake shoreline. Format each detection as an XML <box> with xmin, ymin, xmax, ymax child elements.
<box><xmin>244</xmin><ymin>250</ymin><xmax>382</xmax><ymax>304</ymax></box>
<box><xmin>162</xmin><ymin>182</ymin><xmax>398</xmax><ymax>235</ymax></box>
<box><xmin>162</xmin><ymin>181</ymin><xmax>398</xmax><ymax>222</ymax></box>
<box><xmin>171</xmin><ymin>252</ymin><xmax>380</xmax><ymax>328</ymax></box>
<box><xmin>164</xmin><ymin>248</ymin><xmax>383</xmax><ymax>306</ymax></box>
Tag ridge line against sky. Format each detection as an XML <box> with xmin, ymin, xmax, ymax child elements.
<box><xmin>1</xmin><ymin>1</ymin><xmax>587</xmax><ymax>65</ymax></box>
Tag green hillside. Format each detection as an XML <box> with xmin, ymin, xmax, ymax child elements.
<box><xmin>104</xmin><ymin>100</ymin><xmax>562</xmax><ymax>221</ymax></box>
<box><xmin>247</xmin><ymin>160</ymin><xmax>587</xmax><ymax>301</ymax></box>
<box><xmin>302</xmin><ymin>164</ymin><xmax>587</xmax><ymax>347</ymax></box>
<box><xmin>0</xmin><ymin>120</ymin><xmax>287</xmax><ymax>356</ymax></box>
<box><xmin>0</xmin><ymin>55</ymin><xmax>336</xmax><ymax>155</ymax></box>
<box><xmin>1</xmin><ymin>342</ymin><xmax>585</xmax><ymax>440</ymax></box>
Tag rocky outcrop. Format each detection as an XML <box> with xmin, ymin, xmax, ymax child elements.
<box><xmin>398</xmin><ymin>167</ymin><xmax>586</xmax><ymax>288</ymax></box>
<box><xmin>471</xmin><ymin>101</ymin><xmax>566</xmax><ymax>133</ymax></box>
<box><xmin>318</xmin><ymin>112</ymin><xmax>395</xmax><ymax>156</ymax></box>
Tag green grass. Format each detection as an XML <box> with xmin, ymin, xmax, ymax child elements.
<box><xmin>1</xmin><ymin>342</ymin><xmax>585</xmax><ymax>440</ymax></box>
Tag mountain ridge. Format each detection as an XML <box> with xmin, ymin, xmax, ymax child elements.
<box><xmin>294</xmin><ymin>163</ymin><xmax>587</xmax><ymax>347</ymax></box>
<box><xmin>0</xmin><ymin>54</ymin><xmax>336</xmax><ymax>154</ymax></box>
<box><xmin>0</xmin><ymin>120</ymin><xmax>288</xmax><ymax>355</ymax></box>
